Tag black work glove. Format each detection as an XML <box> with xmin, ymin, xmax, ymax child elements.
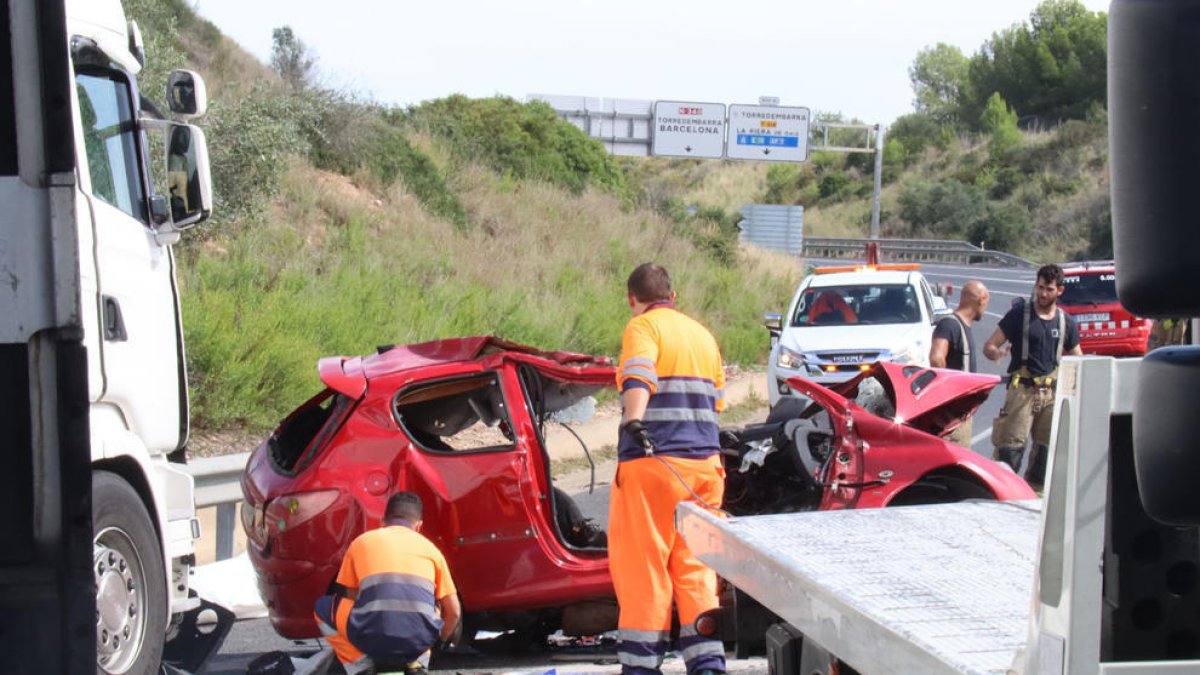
<box><xmin>622</xmin><ymin>419</ymin><xmax>656</xmax><ymax>455</ymax></box>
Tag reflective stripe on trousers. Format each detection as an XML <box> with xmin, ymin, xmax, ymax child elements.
<box><xmin>313</xmin><ymin>594</ymin><xmax>367</xmax><ymax>667</ymax></box>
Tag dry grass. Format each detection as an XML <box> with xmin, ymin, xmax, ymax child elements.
<box><xmin>679</xmin><ymin>161</ymin><xmax>769</xmax><ymax>213</ymax></box>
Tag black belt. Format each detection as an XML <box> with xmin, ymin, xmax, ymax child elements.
<box><xmin>1010</xmin><ymin>375</ymin><xmax>1055</xmax><ymax>389</ymax></box>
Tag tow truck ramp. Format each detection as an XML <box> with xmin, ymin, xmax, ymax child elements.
<box><xmin>679</xmin><ymin>499</ymin><xmax>1041</xmax><ymax>675</ymax></box>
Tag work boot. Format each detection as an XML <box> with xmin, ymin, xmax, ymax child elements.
<box><xmin>994</xmin><ymin>447</ymin><xmax>1023</xmax><ymax>473</ymax></box>
<box><xmin>1025</xmin><ymin>444</ymin><xmax>1049</xmax><ymax>491</ymax></box>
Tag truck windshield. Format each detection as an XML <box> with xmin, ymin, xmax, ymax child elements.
<box><xmin>76</xmin><ymin>70</ymin><xmax>147</xmax><ymax>223</ymax></box>
<box><xmin>1061</xmin><ymin>273</ymin><xmax>1118</xmax><ymax>305</ymax></box>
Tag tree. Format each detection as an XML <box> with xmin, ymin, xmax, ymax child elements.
<box><xmin>270</xmin><ymin>26</ymin><xmax>316</xmax><ymax>90</ymax></box>
<box><xmin>909</xmin><ymin>43</ymin><xmax>969</xmax><ymax>125</ymax></box>
<box><xmin>980</xmin><ymin>92</ymin><xmax>1022</xmax><ymax>160</ymax></box>
<box><xmin>959</xmin><ymin>0</ymin><xmax>1106</xmax><ymax>127</ymax></box>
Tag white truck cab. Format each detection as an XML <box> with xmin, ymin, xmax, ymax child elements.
<box><xmin>71</xmin><ymin>1</ymin><xmax>215</xmax><ymax>671</ymax></box>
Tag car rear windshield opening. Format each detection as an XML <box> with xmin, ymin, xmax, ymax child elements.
<box><xmin>1061</xmin><ymin>273</ymin><xmax>1118</xmax><ymax>305</ymax></box>
<box><xmin>269</xmin><ymin>389</ymin><xmax>350</xmax><ymax>473</ymax></box>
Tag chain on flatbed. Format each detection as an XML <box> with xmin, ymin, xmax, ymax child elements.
<box><xmin>678</xmin><ymin>499</ymin><xmax>1043</xmax><ymax>675</ymax></box>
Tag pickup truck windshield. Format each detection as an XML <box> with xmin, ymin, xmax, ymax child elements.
<box><xmin>792</xmin><ymin>284</ymin><xmax>919</xmax><ymax>326</ymax></box>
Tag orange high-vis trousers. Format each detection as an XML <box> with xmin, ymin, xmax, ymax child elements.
<box><xmin>608</xmin><ymin>454</ymin><xmax>726</xmax><ymax>675</ymax></box>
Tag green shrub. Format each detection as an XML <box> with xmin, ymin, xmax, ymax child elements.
<box><xmin>898</xmin><ymin>178</ymin><xmax>987</xmax><ymax>238</ymax></box>
<box><xmin>887</xmin><ymin>112</ymin><xmax>953</xmax><ymax>160</ymax></box>
<box><xmin>819</xmin><ymin>170</ymin><xmax>851</xmax><ymax>199</ymax></box>
<box><xmin>968</xmin><ymin>201</ymin><xmax>1030</xmax><ymax>252</ymax></box>
<box><xmin>409</xmin><ymin>96</ymin><xmax>627</xmax><ymax>197</ymax></box>
<box><xmin>203</xmin><ymin>86</ymin><xmax>314</xmax><ymax>228</ymax></box>
<box><xmin>764</xmin><ymin>164</ymin><xmax>802</xmax><ymax>203</ymax></box>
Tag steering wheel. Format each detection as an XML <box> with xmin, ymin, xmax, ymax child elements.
<box><xmin>782</xmin><ymin>418</ymin><xmax>834</xmax><ymax>483</ymax></box>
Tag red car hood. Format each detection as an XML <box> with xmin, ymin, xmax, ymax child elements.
<box><xmin>794</xmin><ymin>361</ymin><xmax>999</xmax><ymax>437</ymax></box>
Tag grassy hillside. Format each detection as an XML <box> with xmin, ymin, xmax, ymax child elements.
<box><xmin>129</xmin><ymin>2</ymin><xmax>799</xmax><ymax>432</ymax></box>
<box><xmin>129</xmin><ymin>1</ymin><xmax>1109</xmax><ymax>434</ymax></box>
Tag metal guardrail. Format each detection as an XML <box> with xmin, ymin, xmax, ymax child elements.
<box><xmin>802</xmin><ymin>237</ymin><xmax>1036</xmax><ymax>268</ymax></box>
<box><xmin>187</xmin><ymin>452</ymin><xmax>250</xmax><ymax>561</ymax></box>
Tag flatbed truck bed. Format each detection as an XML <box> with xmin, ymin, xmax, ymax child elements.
<box><xmin>678</xmin><ymin>499</ymin><xmax>1042</xmax><ymax>675</ymax></box>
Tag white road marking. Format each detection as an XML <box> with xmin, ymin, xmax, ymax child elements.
<box><xmin>972</xmin><ymin>427</ymin><xmax>993</xmax><ymax>446</ymax></box>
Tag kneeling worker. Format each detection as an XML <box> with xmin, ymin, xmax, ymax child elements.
<box><xmin>314</xmin><ymin>491</ymin><xmax>460</xmax><ymax>675</ymax></box>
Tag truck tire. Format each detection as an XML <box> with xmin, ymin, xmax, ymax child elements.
<box><xmin>94</xmin><ymin>471</ymin><xmax>167</xmax><ymax>675</ymax></box>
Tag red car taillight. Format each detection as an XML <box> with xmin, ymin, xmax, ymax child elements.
<box><xmin>248</xmin><ymin>489</ymin><xmax>340</xmax><ymax>550</ymax></box>
<box><xmin>266</xmin><ymin>489</ymin><xmax>340</xmax><ymax>534</ymax></box>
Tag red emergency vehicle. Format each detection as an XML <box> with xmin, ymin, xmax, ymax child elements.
<box><xmin>1058</xmin><ymin>261</ymin><xmax>1151</xmax><ymax>356</ymax></box>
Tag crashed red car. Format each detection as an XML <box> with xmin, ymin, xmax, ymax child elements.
<box><xmin>241</xmin><ymin>336</ymin><xmax>1032</xmax><ymax>643</ymax></box>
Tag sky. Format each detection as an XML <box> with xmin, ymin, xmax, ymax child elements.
<box><xmin>190</xmin><ymin>0</ymin><xmax>1111</xmax><ymax>125</ymax></box>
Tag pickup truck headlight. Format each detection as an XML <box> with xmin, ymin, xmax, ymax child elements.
<box><xmin>891</xmin><ymin>344</ymin><xmax>923</xmax><ymax>365</ymax></box>
<box><xmin>778</xmin><ymin>346</ymin><xmax>804</xmax><ymax>370</ymax></box>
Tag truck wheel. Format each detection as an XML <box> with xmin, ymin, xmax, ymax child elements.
<box><xmin>94</xmin><ymin>471</ymin><xmax>167</xmax><ymax>675</ymax></box>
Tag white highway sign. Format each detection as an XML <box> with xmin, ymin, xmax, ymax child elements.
<box><xmin>652</xmin><ymin>101</ymin><xmax>727</xmax><ymax>159</ymax></box>
<box><xmin>727</xmin><ymin>104</ymin><xmax>811</xmax><ymax>162</ymax></box>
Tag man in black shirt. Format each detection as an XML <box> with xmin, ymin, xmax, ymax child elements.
<box><xmin>929</xmin><ymin>280</ymin><xmax>990</xmax><ymax>447</ymax></box>
<box><xmin>983</xmin><ymin>264</ymin><xmax>1083</xmax><ymax>489</ymax></box>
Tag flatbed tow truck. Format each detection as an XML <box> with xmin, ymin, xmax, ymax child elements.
<box><xmin>681</xmin><ymin>357</ymin><xmax>1199</xmax><ymax>674</ymax></box>
<box><xmin>679</xmin><ymin>2</ymin><xmax>1200</xmax><ymax>672</ymax></box>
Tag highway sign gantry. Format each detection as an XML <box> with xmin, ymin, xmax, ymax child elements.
<box><xmin>652</xmin><ymin>101</ymin><xmax>727</xmax><ymax>159</ymax></box>
<box><xmin>727</xmin><ymin>104</ymin><xmax>811</xmax><ymax>162</ymax></box>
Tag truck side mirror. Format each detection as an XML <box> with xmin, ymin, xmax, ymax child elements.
<box><xmin>167</xmin><ymin>70</ymin><xmax>207</xmax><ymax>118</ymax></box>
<box><xmin>165</xmin><ymin>123</ymin><xmax>212</xmax><ymax>229</ymax></box>
<box><xmin>1133</xmin><ymin>346</ymin><xmax>1200</xmax><ymax>525</ymax></box>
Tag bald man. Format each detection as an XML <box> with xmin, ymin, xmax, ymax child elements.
<box><xmin>930</xmin><ymin>280</ymin><xmax>990</xmax><ymax>447</ymax></box>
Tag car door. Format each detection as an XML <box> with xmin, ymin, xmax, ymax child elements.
<box><xmin>395</xmin><ymin>368</ymin><xmax>542</xmax><ymax>610</ymax></box>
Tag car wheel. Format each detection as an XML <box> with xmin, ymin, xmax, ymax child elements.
<box><xmin>94</xmin><ymin>471</ymin><xmax>167</xmax><ymax>675</ymax></box>
<box><xmin>886</xmin><ymin>474</ymin><xmax>994</xmax><ymax>507</ymax></box>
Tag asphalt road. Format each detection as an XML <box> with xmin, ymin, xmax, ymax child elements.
<box><xmin>201</xmin><ymin>261</ymin><xmax>1039</xmax><ymax>674</ymax></box>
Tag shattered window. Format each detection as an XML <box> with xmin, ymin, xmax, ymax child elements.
<box><xmin>395</xmin><ymin>373</ymin><xmax>515</xmax><ymax>453</ymax></box>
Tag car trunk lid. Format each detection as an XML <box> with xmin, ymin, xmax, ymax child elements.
<box><xmin>832</xmin><ymin>362</ymin><xmax>1000</xmax><ymax>437</ymax></box>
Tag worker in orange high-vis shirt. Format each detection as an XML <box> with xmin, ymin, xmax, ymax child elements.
<box><xmin>313</xmin><ymin>492</ymin><xmax>461</xmax><ymax>675</ymax></box>
<box><xmin>610</xmin><ymin>262</ymin><xmax>727</xmax><ymax>675</ymax></box>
